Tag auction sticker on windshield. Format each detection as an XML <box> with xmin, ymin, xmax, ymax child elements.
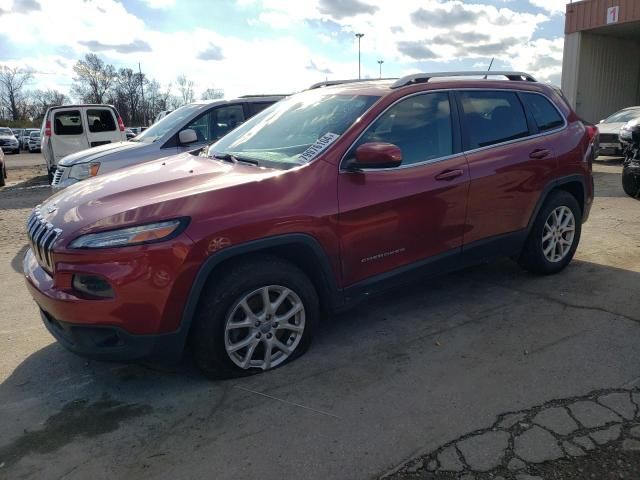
<box><xmin>298</xmin><ymin>132</ymin><xmax>340</xmax><ymax>163</ymax></box>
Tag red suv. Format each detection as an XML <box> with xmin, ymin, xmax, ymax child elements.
<box><xmin>24</xmin><ymin>72</ymin><xmax>595</xmax><ymax>378</ymax></box>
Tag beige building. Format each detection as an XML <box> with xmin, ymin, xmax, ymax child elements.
<box><xmin>561</xmin><ymin>0</ymin><xmax>640</xmax><ymax>122</ymax></box>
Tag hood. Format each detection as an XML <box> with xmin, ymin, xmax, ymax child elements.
<box><xmin>597</xmin><ymin>122</ymin><xmax>625</xmax><ymax>135</ymax></box>
<box><xmin>40</xmin><ymin>152</ymin><xmax>282</xmax><ymax>243</ymax></box>
<box><xmin>59</xmin><ymin>141</ymin><xmax>146</xmax><ymax>166</ymax></box>
<box><xmin>0</xmin><ymin>134</ymin><xmax>16</xmax><ymax>140</ymax></box>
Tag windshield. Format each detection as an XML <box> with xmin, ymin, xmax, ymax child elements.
<box><xmin>605</xmin><ymin>108</ymin><xmax>640</xmax><ymax>124</ymax></box>
<box><xmin>30</xmin><ymin>132</ymin><xmax>40</xmax><ymax>137</ymax></box>
<box><xmin>133</xmin><ymin>104</ymin><xmax>202</xmax><ymax>143</ymax></box>
<box><xmin>0</xmin><ymin>128</ymin><xmax>12</xmax><ymax>135</ymax></box>
<box><xmin>208</xmin><ymin>91</ymin><xmax>379</xmax><ymax>167</ymax></box>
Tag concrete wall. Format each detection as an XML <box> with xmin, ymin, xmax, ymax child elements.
<box><xmin>573</xmin><ymin>33</ymin><xmax>640</xmax><ymax>123</ymax></box>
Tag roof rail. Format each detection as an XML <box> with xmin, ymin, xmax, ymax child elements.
<box><xmin>238</xmin><ymin>94</ymin><xmax>289</xmax><ymax>98</ymax></box>
<box><xmin>390</xmin><ymin>71</ymin><xmax>537</xmax><ymax>89</ymax></box>
<box><xmin>308</xmin><ymin>78</ymin><xmax>396</xmax><ymax>90</ymax></box>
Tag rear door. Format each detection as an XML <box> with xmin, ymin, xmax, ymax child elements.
<box><xmin>85</xmin><ymin>107</ymin><xmax>121</xmax><ymax>147</ymax></box>
<box><xmin>51</xmin><ymin>108</ymin><xmax>89</xmax><ymax>162</ymax></box>
<box><xmin>457</xmin><ymin>89</ymin><xmax>558</xmax><ymax>246</ymax></box>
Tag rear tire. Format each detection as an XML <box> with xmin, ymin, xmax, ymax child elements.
<box><xmin>192</xmin><ymin>256</ymin><xmax>319</xmax><ymax>379</ymax></box>
<box><xmin>622</xmin><ymin>165</ymin><xmax>640</xmax><ymax>198</ymax></box>
<box><xmin>518</xmin><ymin>190</ymin><xmax>582</xmax><ymax>275</ymax></box>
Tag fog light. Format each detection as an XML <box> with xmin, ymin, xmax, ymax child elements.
<box><xmin>72</xmin><ymin>274</ymin><xmax>114</xmax><ymax>299</ymax></box>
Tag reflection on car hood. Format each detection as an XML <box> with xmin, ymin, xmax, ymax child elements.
<box><xmin>59</xmin><ymin>141</ymin><xmax>145</xmax><ymax>167</ymax></box>
<box><xmin>40</xmin><ymin>152</ymin><xmax>283</xmax><ymax>242</ymax></box>
<box><xmin>0</xmin><ymin>135</ymin><xmax>16</xmax><ymax>140</ymax></box>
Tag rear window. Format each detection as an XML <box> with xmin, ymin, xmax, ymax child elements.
<box><xmin>87</xmin><ymin>109</ymin><xmax>116</xmax><ymax>132</ymax></box>
<box><xmin>459</xmin><ymin>91</ymin><xmax>530</xmax><ymax>150</ymax></box>
<box><xmin>54</xmin><ymin>110</ymin><xmax>83</xmax><ymax>135</ymax></box>
<box><xmin>521</xmin><ymin>93</ymin><xmax>564</xmax><ymax>132</ymax></box>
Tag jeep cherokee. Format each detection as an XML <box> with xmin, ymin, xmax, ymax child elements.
<box><xmin>24</xmin><ymin>72</ymin><xmax>596</xmax><ymax>378</ymax></box>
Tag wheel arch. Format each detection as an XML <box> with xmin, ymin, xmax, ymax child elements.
<box><xmin>175</xmin><ymin>234</ymin><xmax>343</xmax><ymax>355</ymax></box>
<box><xmin>527</xmin><ymin>175</ymin><xmax>587</xmax><ymax>233</ymax></box>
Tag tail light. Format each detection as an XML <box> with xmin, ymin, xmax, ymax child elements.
<box><xmin>585</xmin><ymin>124</ymin><xmax>598</xmax><ymax>143</ymax></box>
<box><xmin>117</xmin><ymin>116</ymin><xmax>125</xmax><ymax>132</ymax></box>
<box><xmin>45</xmin><ymin>120</ymin><xmax>51</xmax><ymax>136</ymax></box>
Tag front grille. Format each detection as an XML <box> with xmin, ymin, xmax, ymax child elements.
<box><xmin>52</xmin><ymin>167</ymin><xmax>65</xmax><ymax>185</ymax></box>
<box><xmin>599</xmin><ymin>133</ymin><xmax>619</xmax><ymax>144</ymax></box>
<box><xmin>26</xmin><ymin>208</ymin><xmax>62</xmax><ymax>273</ymax></box>
<box><xmin>0</xmin><ymin>139</ymin><xmax>12</xmax><ymax>146</ymax></box>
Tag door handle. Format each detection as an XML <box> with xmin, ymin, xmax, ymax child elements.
<box><xmin>435</xmin><ymin>169</ymin><xmax>464</xmax><ymax>181</ymax></box>
<box><xmin>529</xmin><ymin>149</ymin><xmax>551</xmax><ymax>159</ymax></box>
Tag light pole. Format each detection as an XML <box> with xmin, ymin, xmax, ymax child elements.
<box><xmin>355</xmin><ymin>33</ymin><xmax>364</xmax><ymax>79</ymax></box>
<box><xmin>377</xmin><ymin>60</ymin><xmax>384</xmax><ymax>79</ymax></box>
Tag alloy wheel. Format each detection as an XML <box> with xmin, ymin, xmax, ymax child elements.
<box><xmin>224</xmin><ymin>285</ymin><xmax>305</xmax><ymax>370</ymax></box>
<box><xmin>542</xmin><ymin>206</ymin><xmax>576</xmax><ymax>263</ymax></box>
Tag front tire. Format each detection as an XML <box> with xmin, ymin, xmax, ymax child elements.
<box><xmin>0</xmin><ymin>165</ymin><xmax>5</xmax><ymax>187</ymax></box>
<box><xmin>192</xmin><ymin>256</ymin><xmax>319</xmax><ymax>379</ymax></box>
<box><xmin>518</xmin><ymin>190</ymin><xmax>582</xmax><ymax>275</ymax></box>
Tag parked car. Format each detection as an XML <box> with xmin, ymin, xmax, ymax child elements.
<box><xmin>597</xmin><ymin>106</ymin><xmax>640</xmax><ymax>156</ymax></box>
<box><xmin>23</xmin><ymin>72</ymin><xmax>595</xmax><ymax>378</ymax></box>
<box><xmin>21</xmin><ymin>129</ymin><xmax>38</xmax><ymax>150</ymax></box>
<box><xmin>0</xmin><ymin>127</ymin><xmax>19</xmax><ymax>154</ymax></box>
<box><xmin>51</xmin><ymin>96</ymin><xmax>285</xmax><ymax>190</ymax></box>
<box><xmin>124</xmin><ymin>128</ymin><xmax>137</xmax><ymax>140</ymax></box>
<box><xmin>0</xmin><ymin>147</ymin><xmax>6</xmax><ymax>187</ymax></box>
<box><xmin>28</xmin><ymin>130</ymin><xmax>41</xmax><ymax>152</ymax></box>
<box><xmin>12</xmin><ymin>128</ymin><xmax>25</xmax><ymax>149</ymax></box>
<box><xmin>41</xmin><ymin>104</ymin><xmax>127</xmax><ymax>182</ymax></box>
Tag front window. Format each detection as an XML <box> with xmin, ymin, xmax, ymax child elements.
<box><xmin>0</xmin><ymin>128</ymin><xmax>12</xmax><ymax>135</ymax></box>
<box><xmin>133</xmin><ymin>104</ymin><xmax>202</xmax><ymax>143</ymax></box>
<box><xmin>207</xmin><ymin>91</ymin><xmax>380</xmax><ymax>167</ymax></box>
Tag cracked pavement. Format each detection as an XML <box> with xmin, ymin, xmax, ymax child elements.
<box><xmin>0</xmin><ymin>160</ymin><xmax>639</xmax><ymax>480</ymax></box>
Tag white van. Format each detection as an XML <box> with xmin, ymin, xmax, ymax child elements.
<box><xmin>41</xmin><ymin>105</ymin><xmax>126</xmax><ymax>182</ymax></box>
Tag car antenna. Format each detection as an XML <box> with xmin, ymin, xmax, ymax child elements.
<box><xmin>483</xmin><ymin>57</ymin><xmax>495</xmax><ymax>80</ymax></box>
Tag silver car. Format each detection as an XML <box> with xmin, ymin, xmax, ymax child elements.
<box><xmin>597</xmin><ymin>106</ymin><xmax>640</xmax><ymax>156</ymax></box>
<box><xmin>52</xmin><ymin>96</ymin><xmax>284</xmax><ymax>190</ymax></box>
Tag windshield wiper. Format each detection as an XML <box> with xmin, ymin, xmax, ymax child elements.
<box><xmin>211</xmin><ymin>152</ymin><xmax>259</xmax><ymax>166</ymax></box>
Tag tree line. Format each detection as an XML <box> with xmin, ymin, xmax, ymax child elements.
<box><xmin>0</xmin><ymin>53</ymin><xmax>223</xmax><ymax>128</ymax></box>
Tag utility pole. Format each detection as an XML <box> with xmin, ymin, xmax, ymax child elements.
<box><xmin>138</xmin><ymin>62</ymin><xmax>146</xmax><ymax>126</ymax></box>
<box><xmin>377</xmin><ymin>60</ymin><xmax>384</xmax><ymax>79</ymax></box>
<box><xmin>355</xmin><ymin>33</ymin><xmax>364</xmax><ymax>79</ymax></box>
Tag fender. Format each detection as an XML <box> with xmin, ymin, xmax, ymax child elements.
<box><xmin>174</xmin><ymin>233</ymin><xmax>343</xmax><ymax>353</ymax></box>
<box><xmin>526</xmin><ymin>174</ymin><xmax>588</xmax><ymax>233</ymax></box>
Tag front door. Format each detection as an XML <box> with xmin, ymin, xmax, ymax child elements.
<box><xmin>338</xmin><ymin>91</ymin><xmax>469</xmax><ymax>287</ymax></box>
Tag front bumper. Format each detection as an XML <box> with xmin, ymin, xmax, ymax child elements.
<box><xmin>23</xmin><ymin>239</ymin><xmax>195</xmax><ymax>361</ymax></box>
<box><xmin>39</xmin><ymin>308</ymin><xmax>184</xmax><ymax>362</ymax></box>
<box><xmin>1</xmin><ymin>145</ymin><xmax>19</xmax><ymax>152</ymax></box>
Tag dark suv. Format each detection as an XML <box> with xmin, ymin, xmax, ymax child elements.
<box><xmin>24</xmin><ymin>72</ymin><xmax>595</xmax><ymax>378</ymax></box>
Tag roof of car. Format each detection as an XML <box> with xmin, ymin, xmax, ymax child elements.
<box><xmin>312</xmin><ymin>72</ymin><xmax>551</xmax><ymax>98</ymax></box>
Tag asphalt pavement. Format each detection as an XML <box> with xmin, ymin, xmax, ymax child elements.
<box><xmin>0</xmin><ymin>159</ymin><xmax>638</xmax><ymax>480</ymax></box>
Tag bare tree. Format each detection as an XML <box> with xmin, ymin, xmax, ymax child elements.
<box><xmin>71</xmin><ymin>54</ymin><xmax>116</xmax><ymax>104</ymax></box>
<box><xmin>114</xmin><ymin>68</ymin><xmax>144</xmax><ymax>125</ymax></box>
<box><xmin>176</xmin><ymin>74</ymin><xmax>194</xmax><ymax>105</ymax></box>
<box><xmin>26</xmin><ymin>89</ymin><xmax>69</xmax><ymax>119</ymax></box>
<box><xmin>0</xmin><ymin>66</ymin><xmax>33</xmax><ymax>120</ymax></box>
<box><xmin>201</xmin><ymin>87</ymin><xmax>224</xmax><ymax>100</ymax></box>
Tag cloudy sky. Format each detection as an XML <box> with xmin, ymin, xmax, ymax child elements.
<box><xmin>0</xmin><ymin>0</ymin><xmax>568</xmax><ymax>99</ymax></box>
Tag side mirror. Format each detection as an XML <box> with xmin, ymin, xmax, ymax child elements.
<box><xmin>178</xmin><ymin>129</ymin><xmax>198</xmax><ymax>145</ymax></box>
<box><xmin>347</xmin><ymin>142</ymin><xmax>402</xmax><ymax>171</ymax></box>
<box><xmin>599</xmin><ymin>119</ymin><xmax>605</xmax><ymax>124</ymax></box>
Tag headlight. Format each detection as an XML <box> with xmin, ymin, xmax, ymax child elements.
<box><xmin>68</xmin><ymin>162</ymin><xmax>101</xmax><ymax>180</ymax></box>
<box><xmin>69</xmin><ymin>219</ymin><xmax>188</xmax><ymax>249</ymax></box>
